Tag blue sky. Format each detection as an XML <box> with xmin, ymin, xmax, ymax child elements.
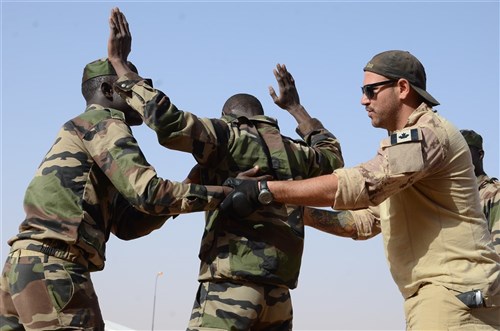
<box><xmin>1</xmin><ymin>1</ymin><xmax>499</xmax><ymax>330</ymax></box>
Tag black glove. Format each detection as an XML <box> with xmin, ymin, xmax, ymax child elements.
<box><xmin>220</xmin><ymin>179</ymin><xmax>260</xmax><ymax>218</ymax></box>
<box><xmin>222</xmin><ymin>177</ymin><xmax>243</xmax><ymax>188</ymax></box>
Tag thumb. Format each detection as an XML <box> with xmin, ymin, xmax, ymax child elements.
<box><xmin>268</xmin><ymin>86</ymin><xmax>278</xmax><ymax>103</ymax></box>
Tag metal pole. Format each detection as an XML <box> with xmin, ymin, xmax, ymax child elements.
<box><xmin>151</xmin><ymin>271</ymin><xmax>163</xmax><ymax>331</ymax></box>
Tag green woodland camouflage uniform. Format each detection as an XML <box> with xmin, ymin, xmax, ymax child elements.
<box><xmin>0</xmin><ymin>59</ymin><xmax>225</xmax><ymax>331</ymax></box>
<box><xmin>113</xmin><ymin>72</ymin><xmax>344</xmax><ymax>330</ymax></box>
<box><xmin>477</xmin><ymin>174</ymin><xmax>500</xmax><ymax>254</ymax></box>
<box><xmin>461</xmin><ymin>129</ymin><xmax>500</xmax><ymax>255</ymax></box>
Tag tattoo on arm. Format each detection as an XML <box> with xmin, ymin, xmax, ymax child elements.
<box><xmin>305</xmin><ymin>208</ymin><xmax>357</xmax><ymax>238</ymax></box>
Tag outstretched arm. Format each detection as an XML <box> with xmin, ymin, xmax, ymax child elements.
<box><xmin>269</xmin><ymin>63</ymin><xmax>311</xmax><ymax>124</ymax></box>
<box><xmin>303</xmin><ymin>206</ymin><xmax>381</xmax><ymax>240</ymax></box>
<box><xmin>303</xmin><ymin>207</ymin><xmax>357</xmax><ymax>238</ymax></box>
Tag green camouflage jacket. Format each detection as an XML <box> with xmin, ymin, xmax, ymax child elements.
<box><xmin>478</xmin><ymin>174</ymin><xmax>500</xmax><ymax>254</ymax></box>
<box><xmin>9</xmin><ymin>104</ymin><xmax>225</xmax><ymax>271</ymax></box>
<box><xmin>114</xmin><ymin>76</ymin><xmax>344</xmax><ymax>288</ymax></box>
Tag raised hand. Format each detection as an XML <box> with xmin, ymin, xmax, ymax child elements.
<box><xmin>107</xmin><ymin>7</ymin><xmax>133</xmax><ymax>77</ymax></box>
<box><xmin>268</xmin><ymin>64</ymin><xmax>300</xmax><ymax>111</ymax></box>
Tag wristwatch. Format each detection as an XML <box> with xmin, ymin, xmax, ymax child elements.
<box><xmin>257</xmin><ymin>180</ymin><xmax>274</xmax><ymax>205</ymax></box>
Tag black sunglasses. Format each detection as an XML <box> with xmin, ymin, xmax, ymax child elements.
<box><xmin>361</xmin><ymin>79</ymin><xmax>397</xmax><ymax>99</ymax></box>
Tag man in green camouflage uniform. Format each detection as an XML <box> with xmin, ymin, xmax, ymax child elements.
<box><xmin>224</xmin><ymin>50</ymin><xmax>500</xmax><ymax>329</ymax></box>
<box><xmin>0</xmin><ymin>31</ymin><xmax>228</xmax><ymax>330</ymax></box>
<box><xmin>461</xmin><ymin>129</ymin><xmax>500</xmax><ymax>255</ymax></box>
<box><xmin>108</xmin><ymin>9</ymin><xmax>343</xmax><ymax>330</ymax></box>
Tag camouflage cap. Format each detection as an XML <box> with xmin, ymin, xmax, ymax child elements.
<box><xmin>364</xmin><ymin>50</ymin><xmax>440</xmax><ymax>106</ymax></box>
<box><xmin>460</xmin><ymin>129</ymin><xmax>483</xmax><ymax>150</ymax></box>
<box><xmin>82</xmin><ymin>58</ymin><xmax>138</xmax><ymax>84</ymax></box>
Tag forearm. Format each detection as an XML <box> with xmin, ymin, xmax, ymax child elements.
<box><xmin>108</xmin><ymin>58</ymin><xmax>134</xmax><ymax>79</ymax></box>
<box><xmin>287</xmin><ymin>104</ymin><xmax>311</xmax><ymax>123</ymax></box>
<box><xmin>268</xmin><ymin>173</ymin><xmax>338</xmax><ymax>207</ymax></box>
<box><xmin>304</xmin><ymin>206</ymin><xmax>381</xmax><ymax>240</ymax></box>
<box><xmin>304</xmin><ymin>207</ymin><xmax>357</xmax><ymax>238</ymax></box>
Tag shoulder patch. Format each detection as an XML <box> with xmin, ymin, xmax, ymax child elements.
<box><xmin>390</xmin><ymin>128</ymin><xmax>421</xmax><ymax>145</ymax></box>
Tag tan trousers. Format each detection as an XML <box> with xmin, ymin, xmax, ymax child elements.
<box><xmin>404</xmin><ymin>284</ymin><xmax>500</xmax><ymax>330</ymax></box>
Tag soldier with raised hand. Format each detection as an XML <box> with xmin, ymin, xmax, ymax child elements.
<box><xmin>107</xmin><ymin>8</ymin><xmax>343</xmax><ymax>330</ymax></box>
<box><xmin>0</xmin><ymin>11</ymin><xmax>230</xmax><ymax>331</ymax></box>
<box><xmin>461</xmin><ymin>129</ymin><xmax>500</xmax><ymax>255</ymax></box>
<box><xmin>223</xmin><ymin>50</ymin><xmax>500</xmax><ymax>329</ymax></box>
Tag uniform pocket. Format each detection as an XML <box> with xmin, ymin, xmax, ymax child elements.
<box><xmin>43</xmin><ymin>261</ymin><xmax>75</xmax><ymax>312</ymax></box>
<box><xmin>229</xmin><ymin>239</ymin><xmax>278</xmax><ymax>277</ymax></box>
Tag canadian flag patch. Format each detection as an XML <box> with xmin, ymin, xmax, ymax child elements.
<box><xmin>390</xmin><ymin>128</ymin><xmax>420</xmax><ymax>145</ymax></box>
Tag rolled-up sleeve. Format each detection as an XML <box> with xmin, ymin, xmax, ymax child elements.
<box><xmin>333</xmin><ymin>126</ymin><xmax>446</xmax><ymax>210</ymax></box>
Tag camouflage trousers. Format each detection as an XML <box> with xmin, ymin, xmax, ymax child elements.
<box><xmin>0</xmin><ymin>249</ymin><xmax>104</xmax><ymax>331</ymax></box>
<box><xmin>187</xmin><ymin>280</ymin><xmax>293</xmax><ymax>331</ymax></box>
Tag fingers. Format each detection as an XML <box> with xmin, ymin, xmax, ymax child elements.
<box><xmin>109</xmin><ymin>8</ymin><xmax>118</xmax><ymax>30</ymax></box>
<box><xmin>234</xmin><ymin>166</ymin><xmax>272</xmax><ymax>182</ymax></box>
<box><xmin>268</xmin><ymin>86</ymin><xmax>278</xmax><ymax>103</ymax></box>
<box><xmin>273</xmin><ymin>63</ymin><xmax>295</xmax><ymax>88</ymax></box>
<box><xmin>109</xmin><ymin>7</ymin><xmax>130</xmax><ymax>39</ymax></box>
<box><xmin>120</xmin><ymin>9</ymin><xmax>130</xmax><ymax>36</ymax></box>
<box><xmin>253</xmin><ymin>174</ymin><xmax>273</xmax><ymax>181</ymax></box>
<box><xmin>239</xmin><ymin>165</ymin><xmax>260</xmax><ymax>177</ymax></box>
<box><xmin>273</xmin><ymin>67</ymin><xmax>281</xmax><ymax>82</ymax></box>
<box><xmin>115</xmin><ymin>8</ymin><xmax>126</xmax><ymax>35</ymax></box>
<box><xmin>276</xmin><ymin>63</ymin><xmax>294</xmax><ymax>86</ymax></box>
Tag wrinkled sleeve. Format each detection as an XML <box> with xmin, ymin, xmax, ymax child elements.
<box><xmin>333</xmin><ymin>126</ymin><xmax>446</xmax><ymax>210</ymax></box>
<box><xmin>345</xmin><ymin>206</ymin><xmax>381</xmax><ymax>240</ymax></box>
<box><xmin>110</xmin><ymin>193</ymin><xmax>169</xmax><ymax>240</ymax></box>
<box><xmin>114</xmin><ymin>74</ymin><xmax>226</xmax><ymax>166</ymax></box>
<box><xmin>294</xmin><ymin>118</ymin><xmax>344</xmax><ymax>176</ymax></box>
<box><xmin>83</xmin><ymin>116</ymin><xmax>224</xmax><ymax>216</ymax></box>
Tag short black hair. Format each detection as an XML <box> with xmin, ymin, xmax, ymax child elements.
<box><xmin>81</xmin><ymin>75</ymin><xmax>116</xmax><ymax>102</ymax></box>
<box><xmin>222</xmin><ymin>93</ymin><xmax>264</xmax><ymax>116</ymax></box>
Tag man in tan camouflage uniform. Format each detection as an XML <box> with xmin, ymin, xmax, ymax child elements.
<box><xmin>225</xmin><ymin>50</ymin><xmax>500</xmax><ymax>329</ymax></box>
<box><xmin>107</xmin><ymin>8</ymin><xmax>343</xmax><ymax>330</ymax></box>
<box><xmin>461</xmin><ymin>129</ymin><xmax>500</xmax><ymax>255</ymax></box>
<box><xmin>0</xmin><ymin>27</ymin><xmax>229</xmax><ymax>330</ymax></box>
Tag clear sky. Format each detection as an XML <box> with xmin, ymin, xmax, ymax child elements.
<box><xmin>1</xmin><ymin>1</ymin><xmax>499</xmax><ymax>330</ymax></box>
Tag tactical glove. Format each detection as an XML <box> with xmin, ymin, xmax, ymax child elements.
<box><xmin>220</xmin><ymin>179</ymin><xmax>260</xmax><ymax>218</ymax></box>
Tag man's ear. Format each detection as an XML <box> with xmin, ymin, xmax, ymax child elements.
<box><xmin>100</xmin><ymin>81</ymin><xmax>114</xmax><ymax>101</ymax></box>
<box><xmin>479</xmin><ymin>149</ymin><xmax>485</xmax><ymax>161</ymax></box>
<box><xmin>397</xmin><ymin>79</ymin><xmax>411</xmax><ymax>97</ymax></box>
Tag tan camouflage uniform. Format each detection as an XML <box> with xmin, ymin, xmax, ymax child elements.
<box><xmin>113</xmin><ymin>74</ymin><xmax>343</xmax><ymax>330</ymax></box>
<box><xmin>477</xmin><ymin>174</ymin><xmax>500</xmax><ymax>254</ymax></box>
<box><xmin>332</xmin><ymin>103</ymin><xmax>500</xmax><ymax>329</ymax></box>
<box><xmin>0</xmin><ymin>61</ymin><xmax>225</xmax><ymax>331</ymax></box>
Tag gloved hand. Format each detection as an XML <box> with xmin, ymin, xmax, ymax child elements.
<box><xmin>220</xmin><ymin>179</ymin><xmax>260</xmax><ymax>218</ymax></box>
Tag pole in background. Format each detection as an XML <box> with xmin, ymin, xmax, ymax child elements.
<box><xmin>151</xmin><ymin>271</ymin><xmax>164</xmax><ymax>331</ymax></box>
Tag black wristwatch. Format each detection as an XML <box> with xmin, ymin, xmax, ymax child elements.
<box><xmin>257</xmin><ymin>180</ymin><xmax>274</xmax><ymax>205</ymax></box>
